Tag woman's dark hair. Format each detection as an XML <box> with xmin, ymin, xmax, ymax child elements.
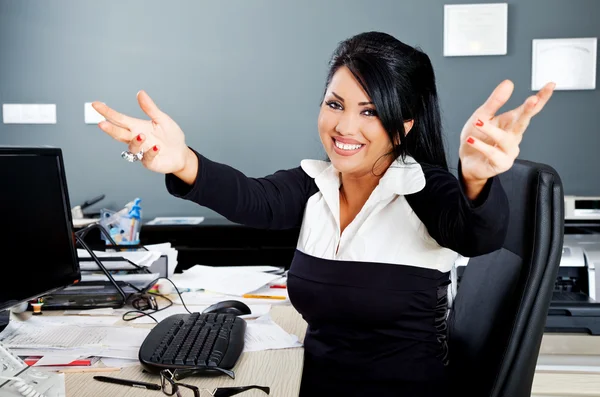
<box><xmin>324</xmin><ymin>31</ymin><xmax>448</xmax><ymax>170</ymax></box>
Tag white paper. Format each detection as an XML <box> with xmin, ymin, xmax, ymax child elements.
<box><xmin>72</xmin><ymin>218</ymin><xmax>100</xmax><ymax>227</ymax></box>
<box><xmin>24</xmin><ymin>316</ymin><xmax>118</xmax><ymax>326</ymax></box>
<box><xmin>243</xmin><ymin>315</ymin><xmax>302</xmax><ymax>352</ymax></box>
<box><xmin>84</xmin><ymin>102</ymin><xmax>105</xmax><ymax>124</ymax></box>
<box><xmin>173</xmin><ymin>265</ymin><xmax>280</xmax><ymax>296</ymax></box>
<box><xmin>171</xmin><ymin>290</ymin><xmax>289</xmax><ymax>306</ymax></box>
<box><xmin>32</xmin><ymin>354</ymin><xmax>87</xmax><ymax>367</ymax></box>
<box><xmin>2</xmin><ymin>104</ymin><xmax>57</xmax><ymax>124</ymax></box>
<box><xmin>77</xmin><ymin>249</ymin><xmax>161</xmax><ymax>268</ymax></box>
<box><xmin>532</xmin><ymin>37</ymin><xmax>597</xmax><ymax>90</ymax></box>
<box><xmin>62</xmin><ymin>308</ymin><xmax>131</xmax><ymax>317</ymax></box>
<box><xmin>9</xmin><ymin>346</ymin><xmax>140</xmax><ymax>360</ymax></box>
<box><xmin>215</xmin><ymin>266</ymin><xmax>284</xmax><ymax>273</ymax></box>
<box><xmin>101</xmin><ymin>358</ymin><xmax>140</xmax><ymax>368</ymax></box>
<box><xmin>444</xmin><ymin>3</ymin><xmax>508</xmax><ymax>57</ymax></box>
<box><xmin>129</xmin><ymin>304</ymin><xmax>271</xmax><ymax>324</ymax></box>
<box><xmin>79</xmin><ymin>272</ymin><xmax>160</xmax><ymax>284</ymax></box>
<box><xmin>146</xmin><ymin>217</ymin><xmax>205</xmax><ymax>225</ymax></box>
<box><xmin>0</xmin><ymin>317</ymin><xmax>150</xmax><ymax>350</ymax></box>
<box><xmin>143</xmin><ymin>242</ymin><xmax>178</xmax><ymax>277</ymax></box>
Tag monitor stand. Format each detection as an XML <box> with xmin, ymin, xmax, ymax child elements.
<box><xmin>0</xmin><ymin>310</ymin><xmax>8</xmax><ymax>334</ymax></box>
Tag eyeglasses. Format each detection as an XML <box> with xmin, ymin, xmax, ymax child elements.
<box><xmin>160</xmin><ymin>369</ymin><xmax>270</xmax><ymax>397</ymax></box>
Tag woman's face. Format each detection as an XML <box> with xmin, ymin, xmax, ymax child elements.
<box><xmin>318</xmin><ymin>66</ymin><xmax>394</xmax><ymax>177</ymax></box>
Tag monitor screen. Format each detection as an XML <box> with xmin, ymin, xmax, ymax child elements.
<box><xmin>0</xmin><ymin>147</ymin><xmax>81</xmax><ymax>311</ymax></box>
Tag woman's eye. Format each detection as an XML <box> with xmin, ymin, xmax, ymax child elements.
<box><xmin>363</xmin><ymin>109</ymin><xmax>378</xmax><ymax>117</ymax></box>
<box><xmin>326</xmin><ymin>101</ymin><xmax>342</xmax><ymax>110</ymax></box>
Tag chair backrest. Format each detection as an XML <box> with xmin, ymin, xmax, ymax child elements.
<box><xmin>448</xmin><ymin>159</ymin><xmax>564</xmax><ymax>397</ymax></box>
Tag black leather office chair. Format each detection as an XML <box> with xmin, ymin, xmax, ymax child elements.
<box><xmin>448</xmin><ymin>159</ymin><xmax>564</xmax><ymax>397</ymax></box>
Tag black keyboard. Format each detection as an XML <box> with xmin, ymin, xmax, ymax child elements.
<box><xmin>139</xmin><ymin>312</ymin><xmax>246</xmax><ymax>376</ymax></box>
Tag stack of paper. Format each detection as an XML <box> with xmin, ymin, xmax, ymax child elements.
<box><xmin>0</xmin><ymin>316</ymin><xmax>150</xmax><ymax>364</ymax></box>
<box><xmin>76</xmin><ymin>242</ymin><xmax>178</xmax><ymax>287</ymax></box>
<box><xmin>172</xmin><ymin>265</ymin><xmax>281</xmax><ymax>296</ymax></box>
<box><xmin>143</xmin><ymin>242</ymin><xmax>178</xmax><ymax>277</ymax></box>
<box><xmin>77</xmin><ymin>249</ymin><xmax>162</xmax><ymax>269</ymax></box>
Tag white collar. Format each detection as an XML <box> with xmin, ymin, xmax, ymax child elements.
<box><xmin>300</xmin><ymin>156</ymin><xmax>425</xmax><ymax>196</ymax></box>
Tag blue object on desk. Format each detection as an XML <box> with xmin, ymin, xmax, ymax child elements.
<box><xmin>127</xmin><ymin>198</ymin><xmax>142</xmax><ymax>244</ymax></box>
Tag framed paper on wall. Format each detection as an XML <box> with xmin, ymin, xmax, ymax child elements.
<box><xmin>443</xmin><ymin>3</ymin><xmax>508</xmax><ymax>57</ymax></box>
<box><xmin>531</xmin><ymin>37</ymin><xmax>597</xmax><ymax>91</ymax></box>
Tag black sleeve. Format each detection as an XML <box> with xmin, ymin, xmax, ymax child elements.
<box><xmin>405</xmin><ymin>162</ymin><xmax>509</xmax><ymax>257</ymax></box>
<box><xmin>164</xmin><ymin>149</ymin><xmax>317</xmax><ymax>230</ymax></box>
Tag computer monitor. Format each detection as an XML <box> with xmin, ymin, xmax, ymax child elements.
<box><xmin>0</xmin><ymin>146</ymin><xmax>81</xmax><ymax>314</ymax></box>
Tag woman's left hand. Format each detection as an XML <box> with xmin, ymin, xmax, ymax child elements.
<box><xmin>459</xmin><ymin>80</ymin><xmax>555</xmax><ymax>199</ymax></box>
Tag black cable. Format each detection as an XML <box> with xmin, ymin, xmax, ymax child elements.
<box><xmin>120</xmin><ymin>277</ymin><xmax>193</xmax><ymax>323</ymax></box>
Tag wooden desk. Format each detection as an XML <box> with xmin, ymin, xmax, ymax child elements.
<box><xmin>61</xmin><ymin>305</ymin><xmax>600</xmax><ymax>397</ymax></box>
<box><xmin>533</xmin><ymin>334</ymin><xmax>600</xmax><ymax>396</ymax></box>
<box><xmin>65</xmin><ymin>306</ymin><xmax>307</xmax><ymax>397</ymax></box>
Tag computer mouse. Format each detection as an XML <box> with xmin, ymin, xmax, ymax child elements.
<box><xmin>202</xmin><ymin>300</ymin><xmax>251</xmax><ymax>316</ymax></box>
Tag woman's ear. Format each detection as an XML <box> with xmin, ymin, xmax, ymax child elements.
<box><xmin>404</xmin><ymin>119</ymin><xmax>414</xmax><ymax>135</ymax></box>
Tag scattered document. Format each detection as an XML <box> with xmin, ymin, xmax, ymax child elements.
<box><xmin>32</xmin><ymin>354</ymin><xmax>89</xmax><ymax>367</ymax></box>
<box><xmin>0</xmin><ymin>319</ymin><xmax>148</xmax><ymax>350</ymax></box>
<box><xmin>101</xmin><ymin>357</ymin><xmax>140</xmax><ymax>368</ymax></box>
<box><xmin>532</xmin><ymin>37</ymin><xmax>597</xmax><ymax>90</ymax></box>
<box><xmin>25</xmin><ymin>316</ymin><xmax>118</xmax><ymax>326</ymax></box>
<box><xmin>444</xmin><ymin>3</ymin><xmax>508</xmax><ymax>57</ymax></box>
<box><xmin>173</xmin><ymin>265</ymin><xmax>281</xmax><ymax>296</ymax></box>
<box><xmin>171</xmin><ymin>290</ymin><xmax>289</xmax><ymax>306</ymax></box>
<box><xmin>216</xmin><ymin>266</ymin><xmax>285</xmax><ymax>274</ymax></box>
<box><xmin>146</xmin><ymin>217</ymin><xmax>205</xmax><ymax>225</ymax></box>
<box><xmin>63</xmin><ymin>308</ymin><xmax>121</xmax><ymax>316</ymax></box>
<box><xmin>243</xmin><ymin>315</ymin><xmax>302</xmax><ymax>353</ymax></box>
<box><xmin>129</xmin><ymin>304</ymin><xmax>271</xmax><ymax>324</ymax></box>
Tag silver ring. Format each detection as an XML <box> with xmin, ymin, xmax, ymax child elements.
<box><xmin>121</xmin><ymin>150</ymin><xmax>144</xmax><ymax>163</ymax></box>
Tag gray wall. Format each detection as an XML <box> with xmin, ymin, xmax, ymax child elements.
<box><xmin>1</xmin><ymin>0</ymin><xmax>599</xmax><ymax>220</ymax></box>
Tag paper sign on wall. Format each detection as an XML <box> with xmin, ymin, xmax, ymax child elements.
<box><xmin>2</xmin><ymin>104</ymin><xmax>57</xmax><ymax>124</ymax></box>
<box><xmin>84</xmin><ymin>102</ymin><xmax>105</xmax><ymax>124</ymax></box>
<box><xmin>531</xmin><ymin>38</ymin><xmax>597</xmax><ymax>91</ymax></box>
<box><xmin>444</xmin><ymin>3</ymin><xmax>508</xmax><ymax>57</ymax></box>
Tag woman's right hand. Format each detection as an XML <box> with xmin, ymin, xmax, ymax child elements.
<box><xmin>92</xmin><ymin>91</ymin><xmax>193</xmax><ymax>176</ymax></box>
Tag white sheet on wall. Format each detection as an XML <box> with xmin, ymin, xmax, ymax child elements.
<box><xmin>531</xmin><ymin>37</ymin><xmax>597</xmax><ymax>91</ymax></box>
<box><xmin>443</xmin><ymin>3</ymin><xmax>508</xmax><ymax>57</ymax></box>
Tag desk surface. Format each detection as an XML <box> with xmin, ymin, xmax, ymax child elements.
<box><xmin>65</xmin><ymin>306</ymin><xmax>306</xmax><ymax>397</ymax></box>
<box><xmin>62</xmin><ymin>305</ymin><xmax>600</xmax><ymax>397</ymax></box>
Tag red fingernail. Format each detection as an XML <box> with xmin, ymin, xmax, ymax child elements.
<box><xmin>136</xmin><ymin>134</ymin><xmax>143</xmax><ymax>141</ymax></box>
<box><xmin>153</xmin><ymin>145</ymin><xmax>159</xmax><ymax>152</ymax></box>
<box><xmin>475</xmin><ymin>119</ymin><xmax>484</xmax><ymax>127</ymax></box>
<box><xmin>467</xmin><ymin>137</ymin><xmax>475</xmax><ymax>144</ymax></box>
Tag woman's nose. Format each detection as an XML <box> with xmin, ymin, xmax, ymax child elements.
<box><xmin>335</xmin><ymin>112</ymin><xmax>360</xmax><ymax>136</ymax></box>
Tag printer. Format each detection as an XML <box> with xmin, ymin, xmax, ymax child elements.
<box><xmin>545</xmin><ymin>196</ymin><xmax>600</xmax><ymax>335</ymax></box>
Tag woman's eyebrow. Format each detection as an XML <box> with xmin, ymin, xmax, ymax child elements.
<box><xmin>331</xmin><ymin>91</ymin><xmax>373</xmax><ymax>106</ymax></box>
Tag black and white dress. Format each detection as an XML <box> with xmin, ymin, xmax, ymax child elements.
<box><xmin>166</xmin><ymin>150</ymin><xmax>509</xmax><ymax>397</ymax></box>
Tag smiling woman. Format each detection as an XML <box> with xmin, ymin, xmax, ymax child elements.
<box><xmin>92</xmin><ymin>31</ymin><xmax>554</xmax><ymax>397</ymax></box>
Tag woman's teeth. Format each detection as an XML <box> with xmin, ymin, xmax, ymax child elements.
<box><xmin>335</xmin><ymin>140</ymin><xmax>363</xmax><ymax>151</ymax></box>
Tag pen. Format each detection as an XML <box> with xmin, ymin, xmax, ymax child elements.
<box><xmin>242</xmin><ymin>294</ymin><xmax>287</xmax><ymax>300</ymax></box>
<box><xmin>93</xmin><ymin>375</ymin><xmax>161</xmax><ymax>390</ymax></box>
<box><xmin>269</xmin><ymin>285</ymin><xmax>287</xmax><ymax>289</ymax></box>
<box><xmin>58</xmin><ymin>367</ymin><xmax>121</xmax><ymax>374</ymax></box>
